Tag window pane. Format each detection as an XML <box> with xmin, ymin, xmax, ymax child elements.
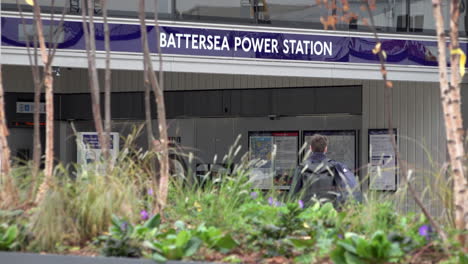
<box><xmin>254</xmin><ymin>0</ymin><xmax>328</xmax><ymax>28</ymax></box>
<box><xmin>175</xmin><ymin>0</ymin><xmax>255</xmax><ymax>24</ymax></box>
<box><xmin>1</xmin><ymin>0</ymin><xmax>172</xmax><ymax>19</ymax></box>
<box><xmin>409</xmin><ymin>0</ymin><xmax>450</xmax><ymax>34</ymax></box>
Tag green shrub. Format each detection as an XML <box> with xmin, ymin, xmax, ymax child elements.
<box><xmin>0</xmin><ymin>223</ymin><xmax>19</xmax><ymax>251</ymax></box>
<box><xmin>331</xmin><ymin>230</ymin><xmax>406</xmax><ymax>264</ymax></box>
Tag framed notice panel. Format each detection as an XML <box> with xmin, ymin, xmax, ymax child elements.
<box><xmin>249</xmin><ymin>131</ymin><xmax>299</xmax><ymax>189</ymax></box>
<box><xmin>77</xmin><ymin>132</ymin><xmax>119</xmax><ymax>165</ymax></box>
<box><xmin>368</xmin><ymin>129</ymin><xmax>398</xmax><ymax>191</ymax></box>
<box><xmin>303</xmin><ymin>130</ymin><xmax>357</xmax><ymax>172</ymax></box>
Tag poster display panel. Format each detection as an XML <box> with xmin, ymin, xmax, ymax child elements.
<box><xmin>303</xmin><ymin>130</ymin><xmax>357</xmax><ymax>172</ymax></box>
<box><xmin>249</xmin><ymin>131</ymin><xmax>298</xmax><ymax>189</ymax></box>
<box><xmin>77</xmin><ymin>132</ymin><xmax>120</xmax><ymax>165</ymax></box>
<box><xmin>368</xmin><ymin>129</ymin><xmax>398</xmax><ymax>191</ymax></box>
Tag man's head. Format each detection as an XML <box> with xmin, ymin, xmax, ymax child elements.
<box><xmin>309</xmin><ymin>134</ymin><xmax>328</xmax><ymax>153</ymax></box>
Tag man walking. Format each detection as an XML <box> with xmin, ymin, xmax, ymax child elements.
<box><xmin>290</xmin><ymin>134</ymin><xmax>362</xmax><ymax>207</ymax></box>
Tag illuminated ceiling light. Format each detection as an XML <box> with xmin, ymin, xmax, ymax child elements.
<box><xmin>25</xmin><ymin>0</ymin><xmax>34</xmax><ymax>6</ymax></box>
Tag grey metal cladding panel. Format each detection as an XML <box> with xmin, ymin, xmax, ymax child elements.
<box><xmin>185</xmin><ymin>91</ymin><xmax>224</xmax><ymax>117</ymax></box>
<box><xmin>272</xmin><ymin>88</ymin><xmax>314</xmax><ymax>115</ymax></box>
<box><xmin>240</xmin><ymin>89</ymin><xmax>271</xmax><ymax>116</ymax></box>
<box><xmin>315</xmin><ymin>86</ymin><xmax>362</xmax><ymax>114</ymax></box>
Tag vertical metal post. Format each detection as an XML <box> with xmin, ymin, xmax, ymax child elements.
<box><xmin>253</xmin><ymin>0</ymin><xmax>259</xmax><ymax>23</ymax></box>
<box><xmin>406</xmin><ymin>0</ymin><xmax>410</xmax><ymax>32</ymax></box>
<box><xmin>171</xmin><ymin>0</ymin><xmax>176</xmax><ymax>19</ymax></box>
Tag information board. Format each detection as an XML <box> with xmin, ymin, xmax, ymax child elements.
<box><xmin>368</xmin><ymin>129</ymin><xmax>398</xmax><ymax>191</ymax></box>
<box><xmin>249</xmin><ymin>131</ymin><xmax>298</xmax><ymax>189</ymax></box>
<box><xmin>303</xmin><ymin>130</ymin><xmax>357</xmax><ymax>172</ymax></box>
<box><xmin>77</xmin><ymin>132</ymin><xmax>120</xmax><ymax>165</ymax></box>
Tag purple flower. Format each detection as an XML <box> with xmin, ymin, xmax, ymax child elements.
<box><xmin>148</xmin><ymin>188</ymin><xmax>154</xmax><ymax>196</ymax></box>
<box><xmin>268</xmin><ymin>197</ymin><xmax>274</xmax><ymax>206</ymax></box>
<box><xmin>140</xmin><ymin>210</ymin><xmax>149</xmax><ymax>221</ymax></box>
<box><xmin>250</xmin><ymin>192</ymin><xmax>258</xmax><ymax>199</ymax></box>
<box><xmin>120</xmin><ymin>221</ymin><xmax>128</xmax><ymax>231</ymax></box>
<box><xmin>274</xmin><ymin>201</ymin><xmax>282</xmax><ymax>207</ymax></box>
<box><xmin>338</xmin><ymin>234</ymin><xmax>343</xmax><ymax>239</ymax></box>
<box><xmin>418</xmin><ymin>225</ymin><xmax>432</xmax><ymax>239</ymax></box>
<box><xmin>298</xmin><ymin>200</ymin><xmax>304</xmax><ymax>209</ymax></box>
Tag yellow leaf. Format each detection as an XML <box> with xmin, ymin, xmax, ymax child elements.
<box><xmin>451</xmin><ymin>48</ymin><xmax>467</xmax><ymax>77</ymax></box>
<box><xmin>194</xmin><ymin>201</ymin><xmax>202</xmax><ymax>212</ymax></box>
<box><xmin>25</xmin><ymin>0</ymin><xmax>34</xmax><ymax>6</ymax></box>
<box><xmin>372</xmin><ymin>42</ymin><xmax>381</xmax><ymax>54</ymax></box>
<box><xmin>303</xmin><ymin>222</ymin><xmax>310</xmax><ymax>228</ymax></box>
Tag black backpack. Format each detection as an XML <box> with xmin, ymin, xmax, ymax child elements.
<box><xmin>289</xmin><ymin>159</ymin><xmax>341</xmax><ymax>207</ymax></box>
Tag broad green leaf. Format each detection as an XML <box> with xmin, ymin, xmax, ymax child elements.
<box><xmin>388</xmin><ymin>243</ymin><xmax>404</xmax><ymax>258</ymax></box>
<box><xmin>144</xmin><ymin>214</ymin><xmax>161</xmax><ymax>229</ymax></box>
<box><xmin>344</xmin><ymin>251</ymin><xmax>364</xmax><ymax>264</ymax></box>
<box><xmin>143</xmin><ymin>241</ymin><xmax>159</xmax><ymax>251</ymax></box>
<box><xmin>196</xmin><ymin>223</ymin><xmax>207</xmax><ymax>233</ymax></box>
<box><xmin>216</xmin><ymin>235</ymin><xmax>238</xmax><ymax>252</ymax></box>
<box><xmin>311</xmin><ymin>202</ymin><xmax>320</xmax><ymax>211</ymax></box>
<box><xmin>2</xmin><ymin>226</ymin><xmax>18</xmax><ymax>244</ymax></box>
<box><xmin>337</xmin><ymin>241</ymin><xmax>357</xmax><ymax>255</ymax></box>
<box><xmin>289</xmin><ymin>238</ymin><xmax>315</xmax><ymax>249</ymax></box>
<box><xmin>355</xmin><ymin>238</ymin><xmax>370</xmax><ymax>258</ymax></box>
<box><xmin>152</xmin><ymin>252</ymin><xmax>167</xmax><ymax>263</ymax></box>
<box><xmin>175</xmin><ymin>230</ymin><xmax>191</xmax><ymax>248</ymax></box>
<box><xmin>330</xmin><ymin>248</ymin><xmax>347</xmax><ymax>264</ymax></box>
<box><xmin>294</xmin><ymin>253</ymin><xmax>315</xmax><ymax>264</ymax></box>
<box><xmin>111</xmin><ymin>215</ymin><xmax>122</xmax><ymax>228</ymax></box>
<box><xmin>184</xmin><ymin>237</ymin><xmax>202</xmax><ymax>257</ymax></box>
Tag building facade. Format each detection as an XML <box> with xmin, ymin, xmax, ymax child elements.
<box><xmin>2</xmin><ymin>0</ymin><xmax>468</xmax><ymax>213</ymax></box>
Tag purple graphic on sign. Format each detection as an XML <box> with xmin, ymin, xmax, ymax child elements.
<box><xmin>1</xmin><ymin>16</ymin><xmax>464</xmax><ymax>67</ymax></box>
<box><xmin>82</xmin><ymin>134</ymin><xmax>114</xmax><ymax>149</ymax></box>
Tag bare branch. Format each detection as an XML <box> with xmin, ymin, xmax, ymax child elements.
<box><xmin>102</xmin><ymin>0</ymin><xmax>112</xmax><ymax>165</ymax></box>
<box><xmin>138</xmin><ymin>0</ymin><xmax>170</xmax><ymax>213</ymax></box>
<box><xmin>17</xmin><ymin>1</ymin><xmax>42</xmax><ymax>183</ymax></box>
<box><xmin>81</xmin><ymin>0</ymin><xmax>108</xmax><ymax>160</ymax></box>
<box><xmin>0</xmin><ymin>65</ymin><xmax>19</xmax><ymax>209</ymax></box>
<box><xmin>32</xmin><ymin>0</ymin><xmax>56</xmax><ymax>205</ymax></box>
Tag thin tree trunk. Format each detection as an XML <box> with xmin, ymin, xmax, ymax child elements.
<box><xmin>140</xmin><ymin>20</ymin><xmax>157</xmax><ymax>203</ymax></box>
<box><xmin>139</xmin><ymin>0</ymin><xmax>159</xmax><ymax>211</ymax></box>
<box><xmin>143</xmin><ymin>66</ymin><xmax>154</xmax><ymax>148</ymax></box>
<box><xmin>153</xmin><ymin>0</ymin><xmax>164</xmax><ymax>103</ymax></box>
<box><xmin>33</xmin><ymin>0</ymin><xmax>55</xmax><ymax>205</ymax></box>
<box><xmin>138</xmin><ymin>0</ymin><xmax>170</xmax><ymax>212</ymax></box>
<box><xmin>102</xmin><ymin>0</ymin><xmax>112</xmax><ymax>164</ymax></box>
<box><xmin>433</xmin><ymin>0</ymin><xmax>468</xmax><ymax>247</ymax></box>
<box><xmin>0</xmin><ymin>65</ymin><xmax>19</xmax><ymax>208</ymax></box>
<box><xmin>449</xmin><ymin>0</ymin><xmax>468</xmax><ymax>247</ymax></box>
<box><xmin>152</xmin><ymin>0</ymin><xmax>170</xmax><ymax>213</ymax></box>
<box><xmin>32</xmin><ymin>39</ymin><xmax>42</xmax><ymax>181</ymax></box>
<box><xmin>81</xmin><ymin>0</ymin><xmax>108</xmax><ymax>161</ymax></box>
<box><xmin>17</xmin><ymin>1</ymin><xmax>42</xmax><ymax>185</ymax></box>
